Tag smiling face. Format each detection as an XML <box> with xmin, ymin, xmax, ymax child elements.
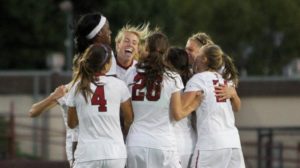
<box><xmin>116</xmin><ymin>31</ymin><xmax>139</xmax><ymax>64</ymax></box>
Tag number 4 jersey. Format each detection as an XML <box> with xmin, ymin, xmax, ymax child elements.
<box><xmin>66</xmin><ymin>76</ymin><xmax>131</xmax><ymax>162</ymax></box>
<box><xmin>185</xmin><ymin>71</ymin><xmax>241</xmax><ymax>150</ymax></box>
<box><xmin>125</xmin><ymin>67</ymin><xmax>184</xmax><ymax>151</ymax></box>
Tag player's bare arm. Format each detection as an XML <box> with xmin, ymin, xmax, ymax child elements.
<box><xmin>68</xmin><ymin>107</ymin><xmax>78</xmax><ymax>129</ymax></box>
<box><xmin>120</xmin><ymin>98</ymin><xmax>134</xmax><ymax>137</ymax></box>
<box><xmin>29</xmin><ymin>85</ymin><xmax>66</xmax><ymax>117</ymax></box>
<box><xmin>171</xmin><ymin>91</ymin><xmax>202</xmax><ymax>121</ymax></box>
<box><xmin>215</xmin><ymin>85</ymin><xmax>241</xmax><ymax>112</ymax></box>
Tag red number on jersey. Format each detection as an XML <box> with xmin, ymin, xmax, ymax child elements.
<box><xmin>91</xmin><ymin>85</ymin><xmax>107</xmax><ymax>112</ymax></box>
<box><xmin>132</xmin><ymin>74</ymin><xmax>146</xmax><ymax>101</ymax></box>
<box><xmin>213</xmin><ymin>79</ymin><xmax>227</xmax><ymax>103</ymax></box>
<box><xmin>145</xmin><ymin>76</ymin><xmax>162</xmax><ymax>101</ymax></box>
<box><xmin>132</xmin><ymin>73</ymin><xmax>162</xmax><ymax>101</ymax></box>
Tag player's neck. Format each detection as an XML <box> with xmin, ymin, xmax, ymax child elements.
<box><xmin>117</xmin><ymin>57</ymin><xmax>133</xmax><ymax>69</ymax></box>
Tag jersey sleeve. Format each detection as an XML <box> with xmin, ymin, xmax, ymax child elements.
<box><xmin>172</xmin><ymin>73</ymin><xmax>184</xmax><ymax>93</ymax></box>
<box><xmin>185</xmin><ymin>74</ymin><xmax>206</xmax><ymax>92</ymax></box>
<box><xmin>106</xmin><ymin>51</ymin><xmax>117</xmax><ymax>76</ymax></box>
<box><xmin>66</xmin><ymin>83</ymin><xmax>78</xmax><ymax>107</ymax></box>
<box><xmin>56</xmin><ymin>97</ymin><xmax>65</xmax><ymax>106</ymax></box>
<box><xmin>165</xmin><ymin>71</ymin><xmax>184</xmax><ymax>94</ymax></box>
<box><xmin>56</xmin><ymin>94</ymin><xmax>67</xmax><ymax>106</ymax></box>
<box><xmin>119</xmin><ymin>80</ymin><xmax>131</xmax><ymax>103</ymax></box>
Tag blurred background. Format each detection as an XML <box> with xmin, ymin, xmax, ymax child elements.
<box><xmin>0</xmin><ymin>0</ymin><xmax>299</xmax><ymax>167</ymax></box>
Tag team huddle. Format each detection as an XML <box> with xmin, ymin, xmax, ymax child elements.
<box><xmin>29</xmin><ymin>12</ymin><xmax>245</xmax><ymax>168</ymax></box>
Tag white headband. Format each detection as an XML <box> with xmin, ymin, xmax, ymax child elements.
<box><xmin>86</xmin><ymin>16</ymin><xmax>107</xmax><ymax>40</ymax></box>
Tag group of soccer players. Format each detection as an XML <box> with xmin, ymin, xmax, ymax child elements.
<box><xmin>29</xmin><ymin>12</ymin><xmax>245</xmax><ymax>168</ymax></box>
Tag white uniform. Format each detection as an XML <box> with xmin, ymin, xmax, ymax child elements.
<box><xmin>125</xmin><ymin>67</ymin><xmax>183</xmax><ymax>168</ymax></box>
<box><xmin>116</xmin><ymin>59</ymin><xmax>137</xmax><ymax>81</ymax></box>
<box><xmin>57</xmin><ymin>94</ymin><xmax>79</xmax><ymax>165</ymax></box>
<box><xmin>173</xmin><ymin>115</ymin><xmax>196</xmax><ymax>168</ymax></box>
<box><xmin>185</xmin><ymin>71</ymin><xmax>245</xmax><ymax>168</ymax></box>
<box><xmin>66</xmin><ymin>76</ymin><xmax>130</xmax><ymax>168</ymax></box>
<box><xmin>106</xmin><ymin>51</ymin><xmax>117</xmax><ymax>76</ymax></box>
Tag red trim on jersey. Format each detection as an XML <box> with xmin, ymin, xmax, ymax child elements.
<box><xmin>116</xmin><ymin>58</ymin><xmax>134</xmax><ymax>70</ymax></box>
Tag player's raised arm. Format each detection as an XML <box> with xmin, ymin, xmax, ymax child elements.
<box><xmin>171</xmin><ymin>90</ymin><xmax>203</xmax><ymax>121</ymax></box>
<box><xmin>29</xmin><ymin>85</ymin><xmax>66</xmax><ymax>117</ymax></box>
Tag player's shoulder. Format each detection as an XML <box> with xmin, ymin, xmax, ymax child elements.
<box><xmin>194</xmin><ymin>71</ymin><xmax>217</xmax><ymax>79</ymax></box>
<box><xmin>194</xmin><ymin>71</ymin><xmax>211</xmax><ymax>77</ymax></box>
<box><xmin>68</xmin><ymin>81</ymin><xmax>79</xmax><ymax>91</ymax></box>
<box><xmin>105</xmin><ymin>75</ymin><xmax>125</xmax><ymax>84</ymax></box>
<box><xmin>126</xmin><ymin>66</ymin><xmax>139</xmax><ymax>77</ymax></box>
<box><xmin>165</xmin><ymin>70</ymin><xmax>180</xmax><ymax>76</ymax></box>
<box><xmin>164</xmin><ymin>70</ymin><xmax>181</xmax><ymax>79</ymax></box>
<box><xmin>188</xmin><ymin>72</ymin><xmax>211</xmax><ymax>85</ymax></box>
<box><xmin>95</xmin><ymin>76</ymin><xmax>128</xmax><ymax>92</ymax></box>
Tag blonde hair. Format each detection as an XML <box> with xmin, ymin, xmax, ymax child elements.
<box><xmin>202</xmin><ymin>44</ymin><xmax>239</xmax><ymax>86</ymax></box>
<box><xmin>188</xmin><ymin>32</ymin><xmax>214</xmax><ymax>47</ymax></box>
<box><xmin>115</xmin><ymin>23</ymin><xmax>155</xmax><ymax>60</ymax></box>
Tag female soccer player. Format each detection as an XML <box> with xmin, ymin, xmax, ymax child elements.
<box><xmin>186</xmin><ymin>32</ymin><xmax>241</xmax><ymax>110</ymax></box>
<box><xmin>165</xmin><ymin>47</ymin><xmax>196</xmax><ymax>168</ymax></box>
<box><xmin>182</xmin><ymin>44</ymin><xmax>245</xmax><ymax>168</ymax></box>
<box><xmin>114</xmin><ymin>23</ymin><xmax>151</xmax><ymax>81</ymax></box>
<box><xmin>125</xmin><ymin>32</ymin><xmax>200</xmax><ymax>168</ymax></box>
<box><xmin>73</xmin><ymin>12</ymin><xmax>117</xmax><ymax>76</ymax></box>
<box><xmin>28</xmin><ymin>12</ymin><xmax>117</xmax><ymax>167</ymax></box>
<box><xmin>67</xmin><ymin>44</ymin><xmax>133</xmax><ymax>168</ymax></box>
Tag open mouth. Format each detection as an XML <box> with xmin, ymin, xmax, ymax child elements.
<box><xmin>125</xmin><ymin>48</ymin><xmax>133</xmax><ymax>54</ymax></box>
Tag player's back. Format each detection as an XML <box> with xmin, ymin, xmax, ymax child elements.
<box><xmin>125</xmin><ymin>67</ymin><xmax>183</xmax><ymax>150</ymax></box>
<box><xmin>185</xmin><ymin>71</ymin><xmax>240</xmax><ymax>150</ymax></box>
<box><xmin>67</xmin><ymin>76</ymin><xmax>130</xmax><ymax>162</ymax></box>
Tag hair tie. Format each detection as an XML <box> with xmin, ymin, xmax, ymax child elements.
<box><xmin>86</xmin><ymin>15</ymin><xmax>107</xmax><ymax>39</ymax></box>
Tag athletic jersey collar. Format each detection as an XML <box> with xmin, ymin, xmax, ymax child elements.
<box><xmin>116</xmin><ymin>57</ymin><xmax>134</xmax><ymax>70</ymax></box>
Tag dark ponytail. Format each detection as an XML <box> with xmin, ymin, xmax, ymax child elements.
<box><xmin>73</xmin><ymin>44</ymin><xmax>112</xmax><ymax>102</ymax></box>
<box><xmin>165</xmin><ymin>47</ymin><xmax>191</xmax><ymax>85</ymax></box>
<box><xmin>136</xmin><ymin>32</ymin><xmax>169</xmax><ymax>88</ymax></box>
<box><xmin>222</xmin><ymin>54</ymin><xmax>239</xmax><ymax>86</ymax></box>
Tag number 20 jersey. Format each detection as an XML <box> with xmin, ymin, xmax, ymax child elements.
<box><xmin>125</xmin><ymin>67</ymin><xmax>184</xmax><ymax>151</ymax></box>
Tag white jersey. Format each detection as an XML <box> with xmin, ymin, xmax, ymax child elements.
<box><xmin>185</xmin><ymin>71</ymin><xmax>241</xmax><ymax>150</ymax></box>
<box><xmin>66</xmin><ymin>76</ymin><xmax>131</xmax><ymax>162</ymax></box>
<box><xmin>106</xmin><ymin>51</ymin><xmax>117</xmax><ymax>76</ymax></box>
<box><xmin>173</xmin><ymin>115</ymin><xmax>196</xmax><ymax>155</ymax></box>
<box><xmin>116</xmin><ymin>59</ymin><xmax>137</xmax><ymax>82</ymax></box>
<box><xmin>125</xmin><ymin>67</ymin><xmax>184</xmax><ymax>151</ymax></box>
<box><xmin>57</xmin><ymin>94</ymin><xmax>78</xmax><ymax>161</ymax></box>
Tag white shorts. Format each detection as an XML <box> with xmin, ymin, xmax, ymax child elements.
<box><xmin>190</xmin><ymin>148</ymin><xmax>245</xmax><ymax>168</ymax></box>
<box><xmin>179</xmin><ymin>154</ymin><xmax>192</xmax><ymax>168</ymax></box>
<box><xmin>127</xmin><ymin>146</ymin><xmax>182</xmax><ymax>168</ymax></box>
<box><xmin>73</xmin><ymin>159</ymin><xmax>126</xmax><ymax>168</ymax></box>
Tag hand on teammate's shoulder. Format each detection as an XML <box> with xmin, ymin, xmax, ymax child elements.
<box><xmin>50</xmin><ymin>85</ymin><xmax>67</xmax><ymax>100</ymax></box>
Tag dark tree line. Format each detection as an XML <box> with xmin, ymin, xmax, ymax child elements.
<box><xmin>1</xmin><ymin>0</ymin><xmax>300</xmax><ymax>76</ymax></box>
